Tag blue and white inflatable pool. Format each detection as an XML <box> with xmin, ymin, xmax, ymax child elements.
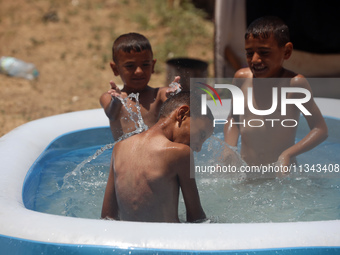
<box><xmin>1</xmin><ymin>98</ymin><xmax>340</xmax><ymax>254</ymax></box>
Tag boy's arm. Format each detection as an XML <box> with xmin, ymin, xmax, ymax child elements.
<box><xmin>223</xmin><ymin>107</ymin><xmax>240</xmax><ymax>146</ymax></box>
<box><xmin>177</xmin><ymin>148</ymin><xmax>206</xmax><ymax>222</ymax></box>
<box><xmin>101</xmin><ymin>155</ymin><xmax>119</xmax><ymax>220</ymax></box>
<box><xmin>278</xmin><ymin>77</ymin><xmax>328</xmax><ymax>166</ymax></box>
<box><xmin>99</xmin><ymin>80</ymin><xmax>122</xmax><ymax>121</ymax></box>
<box><xmin>224</xmin><ymin>70</ymin><xmax>246</xmax><ymax>147</ymax></box>
<box><xmin>222</xmin><ymin>104</ymin><xmax>240</xmax><ymax>165</ymax></box>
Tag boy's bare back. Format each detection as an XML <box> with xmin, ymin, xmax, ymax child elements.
<box><xmin>108</xmin><ymin>129</ymin><xmax>187</xmax><ymax>222</ymax></box>
<box><xmin>101</xmin><ymin>92</ymin><xmax>213</xmax><ymax>222</ymax></box>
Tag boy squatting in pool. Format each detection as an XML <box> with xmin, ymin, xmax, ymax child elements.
<box><xmin>100</xmin><ymin>32</ymin><xmax>181</xmax><ymax>140</ymax></box>
<box><xmin>223</xmin><ymin>16</ymin><xmax>328</xmax><ymax>178</ymax></box>
<box><xmin>101</xmin><ymin>92</ymin><xmax>214</xmax><ymax>222</ymax></box>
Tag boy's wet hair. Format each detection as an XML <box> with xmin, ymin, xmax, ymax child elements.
<box><xmin>112</xmin><ymin>32</ymin><xmax>153</xmax><ymax>62</ymax></box>
<box><xmin>245</xmin><ymin>16</ymin><xmax>290</xmax><ymax>47</ymax></box>
<box><xmin>158</xmin><ymin>91</ymin><xmax>214</xmax><ymax>121</ymax></box>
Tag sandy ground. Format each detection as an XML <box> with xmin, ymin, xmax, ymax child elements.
<box><xmin>0</xmin><ymin>0</ymin><xmax>214</xmax><ymax>137</ymax></box>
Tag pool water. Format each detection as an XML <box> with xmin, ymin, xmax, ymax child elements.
<box><xmin>23</xmin><ymin>117</ymin><xmax>340</xmax><ymax>223</ymax></box>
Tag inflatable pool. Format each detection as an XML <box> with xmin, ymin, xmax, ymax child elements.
<box><xmin>1</xmin><ymin>98</ymin><xmax>340</xmax><ymax>254</ymax></box>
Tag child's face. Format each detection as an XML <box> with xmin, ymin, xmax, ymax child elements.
<box><xmin>245</xmin><ymin>34</ymin><xmax>292</xmax><ymax>78</ymax></box>
<box><xmin>111</xmin><ymin>49</ymin><xmax>156</xmax><ymax>91</ymax></box>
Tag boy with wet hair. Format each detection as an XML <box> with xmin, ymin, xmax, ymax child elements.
<box><xmin>223</xmin><ymin>16</ymin><xmax>328</xmax><ymax>178</ymax></box>
<box><xmin>245</xmin><ymin>15</ymin><xmax>290</xmax><ymax>48</ymax></box>
<box><xmin>112</xmin><ymin>32</ymin><xmax>153</xmax><ymax>62</ymax></box>
<box><xmin>101</xmin><ymin>92</ymin><xmax>214</xmax><ymax>222</ymax></box>
<box><xmin>100</xmin><ymin>32</ymin><xmax>180</xmax><ymax>140</ymax></box>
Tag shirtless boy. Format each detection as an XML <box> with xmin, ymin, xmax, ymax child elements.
<box><xmin>100</xmin><ymin>32</ymin><xmax>180</xmax><ymax>140</ymax></box>
<box><xmin>223</xmin><ymin>16</ymin><xmax>328</xmax><ymax>177</ymax></box>
<box><xmin>101</xmin><ymin>92</ymin><xmax>214</xmax><ymax>222</ymax></box>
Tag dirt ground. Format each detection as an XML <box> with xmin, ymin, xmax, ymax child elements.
<box><xmin>0</xmin><ymin>0</ymin><xmax>214</xmax><ymax>137</ymax></box>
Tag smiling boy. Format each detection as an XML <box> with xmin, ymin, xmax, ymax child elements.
<box><xmin>223</xmin><ymin>16</ymin><xmax>328</xmax><ymax>177</ymax></box>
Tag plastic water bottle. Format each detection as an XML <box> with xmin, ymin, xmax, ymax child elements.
<box><xmin>0</xmin><ymin>56</ymin><xmax>39</xmax><ymax>80</ymax></box>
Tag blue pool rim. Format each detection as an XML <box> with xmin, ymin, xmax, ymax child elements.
<box><xmin>1</xmin><ymin>234</ymin><xmax>340</xmax><ymax>255</ymax></box>
<box><xmin>1</xmin><ymin>99</ymin><xmax>340</xmax><ymax>254</ymax></box>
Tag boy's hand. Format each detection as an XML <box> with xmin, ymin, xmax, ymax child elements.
<box><xmin>277</xmin><ymin>153</ymin><xmax>290</xmax><ymax>167</ymax></box>
<box><xmin>276</xmin><ymin>153</ymin><xmax>291</xmax><ymax>177</ymax></box>
<box><xmin>99</xmin><ymin>80</ymin><xmax>123</xmax><ymax>121</ymax></box>
<box><xmin>166</xmin><ymin>76</ymin><xmax>182</xmax><ymax>97</ymax></box>
<box><xmin>107</xmin><ymin>80</ymin><xmax>122</xmax><ymax>99</ymax></box>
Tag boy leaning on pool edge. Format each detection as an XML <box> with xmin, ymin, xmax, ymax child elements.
<box><xmin>223</xmin><ymin>16</ymin><xmax>328</xmax><ymax>178</ymax></box>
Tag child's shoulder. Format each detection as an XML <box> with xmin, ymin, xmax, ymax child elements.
<box><xmin>234</xmin><ymin>67</ymin><xmax>253</xmax><ymax>78</ymax></box>
<box><xmin>144</xmin><ymin>131</ymin><xmax>192</xmax><ymax>164</ymax></box>
<box><xmin>285</xmin><ymin>72</ymin><xmax>311</xmax><ymax>90</ymax></box>
<box><xmin>233</xmin><ymin>68</ymin><xmax>253</xmax><ymax>88</ymax></box>
<box><xmin>169</xmin><ymin>142</ymin><xmax>191</xmax><ymax>156</ymax></box>
<box><xmin>165</xmin><ymin>142</ymin><xmax>192</xmax><ymax>169</ymax></box>
<box><xmin>154</xmin><ymin>136</ymin><xmax>192</xmax><ymax>162</ymax></box>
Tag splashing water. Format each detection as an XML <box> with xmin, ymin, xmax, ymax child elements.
<box><xmin>200</xmin><ymin>136</ymin><xmax>247</xmax><ymax>182</ymax></box>
<box><xmin>116</xmin><ymin>92</ymin><xmax>149</xmax><ymax>137</ymax></box>
<box><xmin>62</xmin><ymin>92</ymin><xmax>148</xmax><ymax>189</ymax></box>
<box><xmin>168</xmin><ymin>81</ymin><xmax>182</xmax><ymax>96</ymax></box>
